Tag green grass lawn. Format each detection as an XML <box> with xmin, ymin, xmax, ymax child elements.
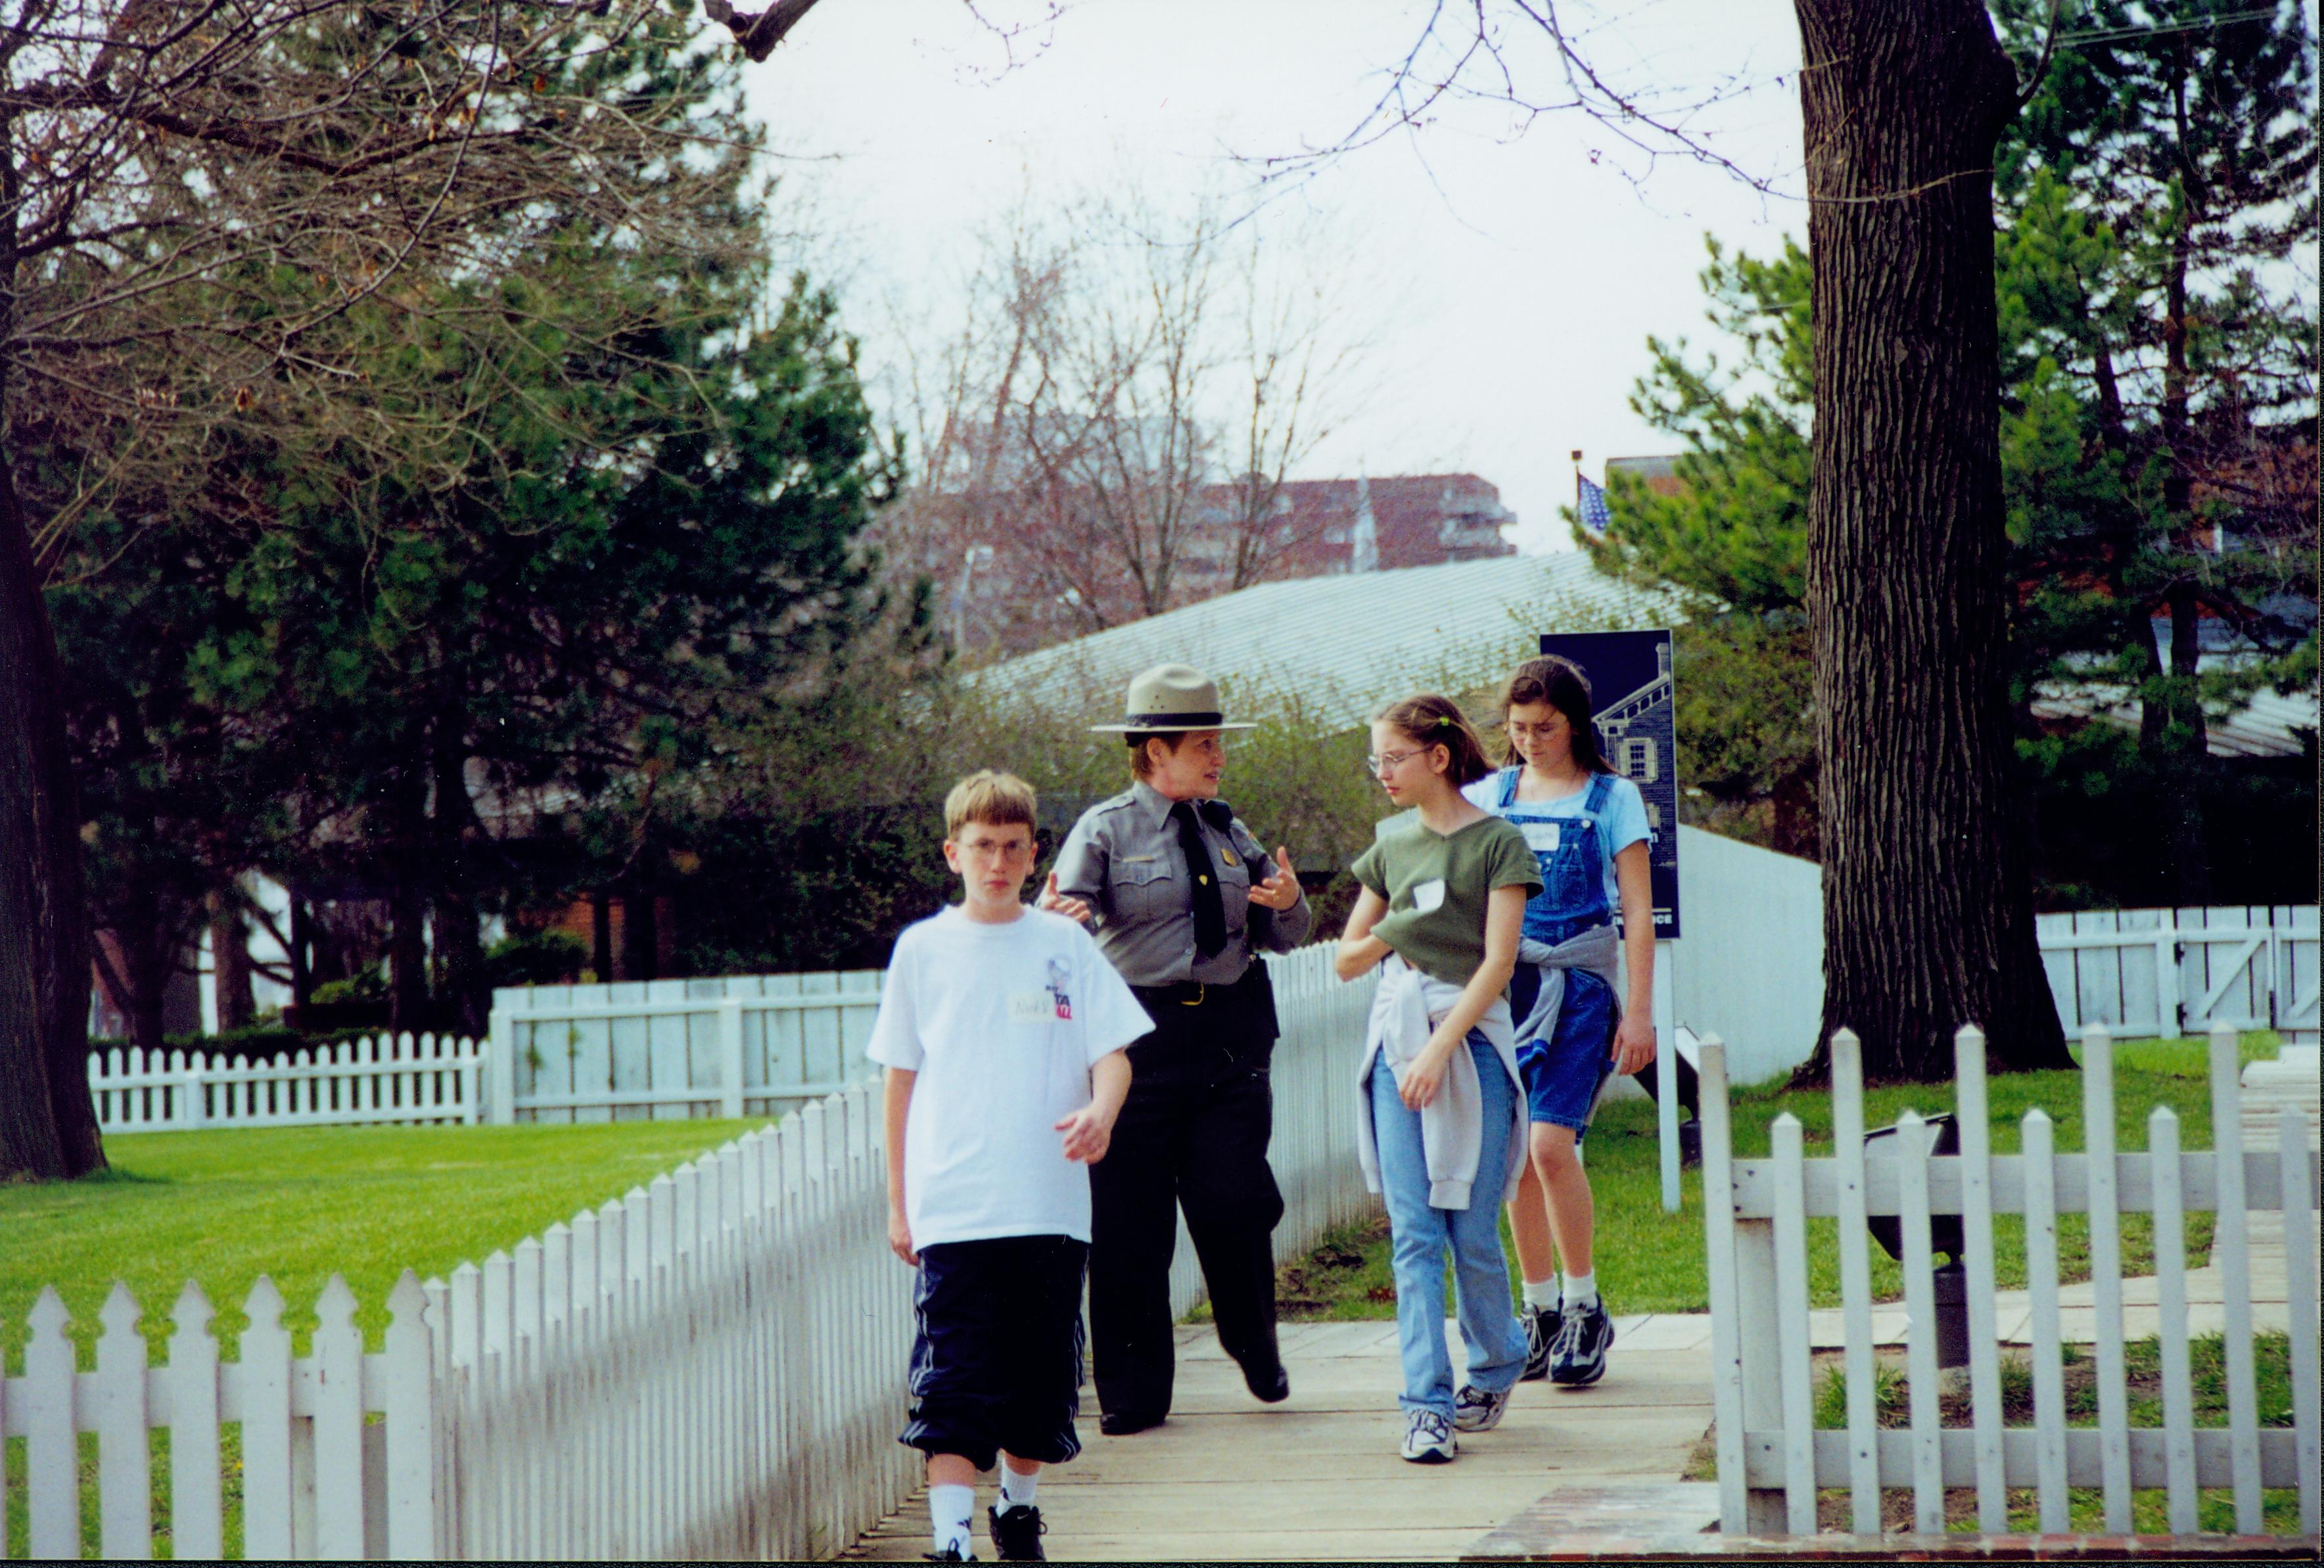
<box><xmin>1256</xmin><ymin>1032</ymin><xmax>2281</xmax><ymax>1322</ymax></box>
<box><xmin>1</xmin><ymin>1117</ymin><xmax>766</xmax><ymax>1373</ymax></box>
<box><xmin>4</xmin><ymin>1117</ymin><xmax>776</xmax><ymax>1559</ymax></box>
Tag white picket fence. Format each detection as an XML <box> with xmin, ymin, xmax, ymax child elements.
<box><xmin>2041</xmin><ymin>906</ymin><xmax>2320</xmax><ymax>1045</ymax></box>
<box><xmin>12</xmin><ymin>943</ymin><xmax>1381</xmax><ymax>1561</ymax></box>
<box><xmin>1163</xmin><ymin>943</ymin><xmax>1378</xmax><ymax>1318</ymax></box>
<box><xmin>91</xmin><ymin>902</ymin><xmax>2315</xmax><ymax>1137</ymax></box>
<box><xmin>485</xmin><ymin>971</ymin><xmax>884</xmax><ymax>1124</ymax></box>
<box><xmin>89</xmin><ymin>1033</ymin><xmax>483</xmax><ymax>1134</ymax></box>
<box><xmin>1701</xmin><ymin>1022</ymin><xmax>2322</xmax><ymax>1539</ymax></box>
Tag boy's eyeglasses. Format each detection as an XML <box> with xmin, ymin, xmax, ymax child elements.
<box><xmin>1364</xmin><ymin>749</ymin><xmax>1422</xmax><ymax>775</ymax></box>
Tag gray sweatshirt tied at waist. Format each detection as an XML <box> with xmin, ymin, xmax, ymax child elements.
<box><xmin>1513</xmin><ymin>921</ymin><xmax>1623</xmax><ymax>1048</ymax></box>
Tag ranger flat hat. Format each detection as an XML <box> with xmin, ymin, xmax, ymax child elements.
<box><xmin>1089</xmin><ymin>663</ymin><xmax>1259</xmax><ymax>733</ymax></box>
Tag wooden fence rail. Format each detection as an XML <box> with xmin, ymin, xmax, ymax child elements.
<box><xmin>1702</xmin><ymin>1021</ymin><xmax>2322</xmax><ymax>1539</ymax></box>
<box><xmin>16</xmin><ymin>943</ymin><xmax>1382</xmax><ymax>1560</ymax></box>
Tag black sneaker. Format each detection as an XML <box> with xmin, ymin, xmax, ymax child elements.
<box><xmin>1549</xmin><ymin>1296</ymin><xmax>1613</xmax><ymax>1387</ymax></box>
<box><xmin>1520</xmin><ymin>1302</ymin><xmax>1561</xmax><ymax>1382</ymax></box>
<box><xmin>988</xmin><ymin>1504</ymin><xmax>1046</xmax><ymax>1562</ymax></box>
<box><xmin>925</xmin><ymin>1544</ymin><xmax>974</xmax><ymax>1563</ymax></box>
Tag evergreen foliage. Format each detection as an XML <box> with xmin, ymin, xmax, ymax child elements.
<box><xmin>41</xmin><ymin>3</ymin><xmax>900</xmax><ymax>1044</ymax></box>
<box><xmin>1583</xmin><ymin>4</ymin><xmax>2318</xmax><ymax>902</ymax></box>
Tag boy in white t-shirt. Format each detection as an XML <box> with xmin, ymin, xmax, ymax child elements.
<box><xmin>870</xmin><ymin>770</ymin><xmax>1151</xmax><ymax>1563</ymax></box>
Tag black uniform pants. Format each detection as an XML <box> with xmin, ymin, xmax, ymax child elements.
<box><xmin>1088</xmin><ymin>973</ymin><xmax>1285</xmax><ymax>1421</ymax></box>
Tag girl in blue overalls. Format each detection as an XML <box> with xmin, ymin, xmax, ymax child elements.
<box><xmin>1462</xmin><ymin>655</ymin><xmax>1658</xmax><ymax>1389</ymax></box>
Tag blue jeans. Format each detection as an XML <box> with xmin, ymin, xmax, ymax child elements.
<box><xmin>1366</xmin><ymin>1031</ymin><xmax>1528</xmax><ymax>1418</ymax></box>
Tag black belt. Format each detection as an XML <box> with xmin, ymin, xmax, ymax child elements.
<box><xmin>1132</xmin><ymin>979</ymin><xmax>1224</xmax><ymax>1009</ymax></box>
<box><xmin>1131</xmin><ymin>963</ymin><xmax>1275</xmax><ymax>1025</ymax></box>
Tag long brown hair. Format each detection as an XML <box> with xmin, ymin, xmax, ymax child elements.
<box><xmin>1500</xmin><ymin>655</ymin><xmax>1612</xmax><ymax>775</ymax></box>
<box><xmin>1375</xmin><ymin>694</ymin><xmax>1495</xmax><ymax>787</ymax></box>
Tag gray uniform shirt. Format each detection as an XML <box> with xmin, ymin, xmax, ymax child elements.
<box><xmin>1052</xmin><ymin>779</ymin><xmax>1314</xmax><ymax>986</ymax></box>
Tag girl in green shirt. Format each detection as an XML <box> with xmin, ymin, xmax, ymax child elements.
<box><xmin>1337</xmin><ymin>695</ymin><xmax>1541</xmax><ymax>1462</ymax></box>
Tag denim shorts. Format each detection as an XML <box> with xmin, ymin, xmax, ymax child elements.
<box><xmin>1510</xmin><ymin>966</ymin><xmax>1615</xmax><ymax>1132</ymax></box>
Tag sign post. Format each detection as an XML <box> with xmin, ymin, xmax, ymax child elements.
<box><xmin>1539</xmin><ymin>629</ymin><xmax>1685</xmax><ymax>1211</ymax></box>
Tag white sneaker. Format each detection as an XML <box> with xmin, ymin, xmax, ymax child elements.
<box><xmin>1400</xmin><ymin>1408</ymin><xmax>1457</xmax><ymax>1464</ymax></box>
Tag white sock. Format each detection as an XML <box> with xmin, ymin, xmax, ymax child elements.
<box><xmin>929</xmin><ymin>1483</ymin><xmax>975</xmax><ymax>1556</ymax></box>
<box><xmin>1522</xmin><ymin>1276</ymin><xmax>1561</xmax><ymax>1311</ymax></box>
<box><xmin>1563</xmin><ymin>1270</ymin><xmax>1598</xmax><ymax>1311</ymax></box>
<box><xmin>999</xmin><ymin>1461</ymin><xmax>1039</xmax><ymax>1510</ymax></box>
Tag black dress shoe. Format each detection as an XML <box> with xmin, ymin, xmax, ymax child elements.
<box><xmin>1243</xmin><ymin>1361</ymin><xmax>1291</xmax><ymax>1403</ymax></box>
<box><xmin>1097</xmin><ymin>1407</ymin><xmax>1165</xmax><ymax>1436</ymax></box>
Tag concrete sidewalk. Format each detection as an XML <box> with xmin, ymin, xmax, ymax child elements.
<box><xmin>842</xmin><ymin>1316</ymin><xmax>1719</xmax><ymax>1562</ymax></box>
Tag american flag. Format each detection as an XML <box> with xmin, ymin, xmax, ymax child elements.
<box><xmin>1576</xmin><ymin>472</ymin><xmax>1612</xmax><ymax>539</ymax></box>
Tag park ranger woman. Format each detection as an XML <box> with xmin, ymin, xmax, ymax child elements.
<box><xmin>1043</xmin><ymin>664</ymin><xmax>1313</xmax><ymax>1435</ymax></box>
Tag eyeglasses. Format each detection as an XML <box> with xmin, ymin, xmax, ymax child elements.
<box><xmin>1506</xmin><ymin>720</ymin><xmax>1569</xmax><ymax>741</ymax></box>
<box><xmin>1364</xmin><ymin>749</ymin><xmax>1423</xmax><ymax>776</ymax></box>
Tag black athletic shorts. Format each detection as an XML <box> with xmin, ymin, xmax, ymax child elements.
<box><xmin>899</xmin><ymin>1234</ymin><xmax>1089</xmax><ymax>1471</ymax></box>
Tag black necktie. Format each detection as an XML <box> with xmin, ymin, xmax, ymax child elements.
<box><xmin>1171</xmin><ymin>801</ymin><xmax>1228</xmax><ymax>959</ymax></box>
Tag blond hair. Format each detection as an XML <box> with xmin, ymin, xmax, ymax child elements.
<box><xmin>944</xmin><ymin>770</ymin><xmax>1038</xmax><ymax>837</ymax></box>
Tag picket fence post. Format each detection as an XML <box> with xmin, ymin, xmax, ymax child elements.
<box><xmin>488</xmin><ymin>1007</ymin><xmax>517</xmax><ymax>1125</ymax></box>
<box><xmin>2080</xmin><ymin>1023</ymin><xmax>2134</xmax><ymax>1533</ymax></box>
<box><xmin>2206</xmin><ymin>1024</ymin><xmax>2264</xmax><ymax>1531</ymax></box>
<box><xmin>1826</xmin><ymin>1028</ymin><xmax>1880</xmax><ymax>1534</ymax></box>
<box><xmin>718</xmin><ymin>998</ymin><xmax>747</xmax><ymax>1118</ymax></box>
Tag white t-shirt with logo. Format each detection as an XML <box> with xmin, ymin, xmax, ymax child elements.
<box><xmin>866</xmin><ymin>905</ymin><xmax>1153</xmax><ymax>1249</ymax></box>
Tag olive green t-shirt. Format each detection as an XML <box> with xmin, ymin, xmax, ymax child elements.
<box><xmin>1349</xmin><ymin>812</ymin><xmax>1543</xmax><ymax>988</ymax></box>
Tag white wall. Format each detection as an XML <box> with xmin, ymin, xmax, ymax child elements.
<box><xmin>1667</xmin><ymin>824</ymin><xmax>1824</xmax><ymax>1086</ymax></box>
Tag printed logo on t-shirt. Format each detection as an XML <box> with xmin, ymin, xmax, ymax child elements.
<box><xmin>1006</xmin><ymin>961</ymin><xmax>1075</xmax><ymax>1025</ymax></box>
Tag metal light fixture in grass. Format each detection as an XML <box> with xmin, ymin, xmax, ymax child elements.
<box><xmin>1863</xmin><ymin>1111</ymin><xmax>1970</xmax><ymax>1370</ymax></box>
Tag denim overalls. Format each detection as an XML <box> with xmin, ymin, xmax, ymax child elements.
<box><xmin>1490</xmin><ymin>768</ymin><xmax>1618</xmax><ymax>1131</ymax></box>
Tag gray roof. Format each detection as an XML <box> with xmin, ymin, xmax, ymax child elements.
<box><xmin>2031</xmin><ymin>680</ymin><xmax>2317</xmax><ymax>760</ymax></box>
<box><xmin>975</xmin><ymin>549</ymin><xmax>2317</xmax><ymax>759</ymax></box>
<box><xmin>971</xmin><ymin>551</ymin><xmax>1685</xmax><ymax>729</ymax></box>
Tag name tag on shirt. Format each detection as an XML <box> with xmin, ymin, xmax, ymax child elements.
<box><xmin>1410</xmin><ymin>879</ymin><xmax>1447</xmax><ymax>913</ymax></box>
<box><xmin>1006</xmin><ymin>991</ymin><xmax>1057</xmax><ymax>1025</ymax></box>
<box><xmin>1520</xmin><ymin>822</ymin><xmax>1562</xmax><ymax>854</ymax></box>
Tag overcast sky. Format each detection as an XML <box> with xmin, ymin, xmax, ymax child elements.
<box><xmin>737</xmin><ymin>1</ymin><xmax>2310</xmax><ymax>557</ymax></box>
<box><xmin>739</xmin><ymin>0</ymin><xmax>1818</xmax><ymax>553</ymax></box>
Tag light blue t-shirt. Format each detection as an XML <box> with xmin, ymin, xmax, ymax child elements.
<box><xmin>1460</xmin><ymin>768</ymin><xmax>1654</xmax><ymax>915</ymax></box>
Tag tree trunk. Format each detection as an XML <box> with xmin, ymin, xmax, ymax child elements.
<box><xmin>1792</xmin><ymin>0</ymin><xmax>2070</xmax><ymax>1084</ymax></box>
<box><xmin>0</xmin><ymin>104</ymin><xmax>105</xmax><ymax>1176</ymax></box>
<box><xmin>591</xmin><ymin>890</ymin><xmax>615</xmax><ymax>983</ymax></box>
<box><xmin>2150</xmin><ymin>166</ymin><xmax>2212</xmax><ymax>906</ymax></box>
<box><xmin>2159</xmin><ymin>586</ymin><xmax>2213</xmax><ymax>906</ymax></box>
<box><xmin>120</xmin><ymin>917</ymin><xmax>172</xmax><ymax>1056</ymax></box>
<box><xmin>210</xmin><ymin>892</ymin><xmax>254</xmax><ymax>1032</ymax></box>
<box><xmin>388</xmin><ymin>764</ymin><xmax>431</xmax><ymax>1034</ymax></box>
<box><xmin>288</xmin><ymin>889</ymin><xmax>316</xmax><ymax>1012</ymax></box>
<box><xmin>430</xmin><ymin>705</ymin><xmax>488</xmax><ymax>1038</ymax></box>
<box><xmin>623</xmin><ymin>879</ymin><xmax>659</xmax><ymax>984</ymax></box>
